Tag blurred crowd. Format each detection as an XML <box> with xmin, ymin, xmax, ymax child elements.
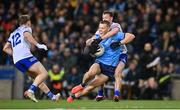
<box><xmin>0</xmin><ymin>0</ymin><xmax>180</xmax><ymax>100</ymax></box>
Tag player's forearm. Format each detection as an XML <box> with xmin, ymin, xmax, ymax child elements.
<box><xmin>86</xmin><ymin>38</ymin><xmax>93</xmax><ymax>46</ymax></box>
<box><xmin>86</xmin><ymin>35</ymin><xmax>96</xmax><ymax>46</ymax></box>
<box><xmin>24</xmin><ymin>33</ymin><xmax>48</xmax><ymax>50</ymax></box>
<box><xmin>24</xmin><ymin>33</ymin><xmax>38</xmax><ymax>46</ymax></box>
<box><xmin>101</xmin><ymin>28</ymin><xmax>119</xmax><ymax>39</ymax></box>
<box><xmin>3</xmin><ymin>43</ymin><xmax>13</xmax><ymax>56</ymax></box>
<box><xmin>26</xmin><ymin>36</ymin><xmax>38</xmax><ymax>46</ymax></box>
<box><xmin>120</xmin><ymin>33</ymin><xmax>135</xmax><ymax>44</ymax></box>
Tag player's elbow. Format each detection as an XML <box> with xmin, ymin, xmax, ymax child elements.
<box><xmin>3</xmin><ymin>46</ymin><xmax>8</xmax><ymax>53</ymax></box>
<box><xmin>3</xmin><ymin>47</ymin><xmax>6</xmax><ymax>53</ymax></box>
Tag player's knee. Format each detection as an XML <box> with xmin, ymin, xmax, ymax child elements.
<box><xmin>86</xmin><ymin>71</ymin><xmax>96</xmax><ymax>78</ymax></box>
<box><xmin>39</xmin><ymin>66</ymin><xmax>48</xmax><ymax>75</ymax></box>
<box><xmin>91</xmin><ymin>69</ymin><xmax>98</xmax><ymax>75</ymax></box>
<box><xmin>114</xmin><ymin>72</ymin><xmax>121</xmax><ymax>79</ymax></box>
<box><xmin>115</xmin><ymin>70</ymin><xmax>122</xmax><ymax>76</ymax></box>
<box><xmin>38</xmin><ymin>68</ymin><xmax>48</xmax><ymax>79</ymax></box>
<box><xmin>43</xmin><ymin>72</ymin><xmax>48</xmax><ymax>79</ymax></box>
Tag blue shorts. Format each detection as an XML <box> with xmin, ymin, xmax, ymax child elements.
<box><xmin>95</xmin><ymin>61</ymin><xmax>116</xmax><ymax>79</ymax></box>
<box><xmin>15</xmin><ymin>56</ymin><xmax>38</xmax><ymax>73</ymax></box>
<box><xmin>119</xmin><ymin>53</ymin><xmax>128</xmax><ymax>64</ymax></box>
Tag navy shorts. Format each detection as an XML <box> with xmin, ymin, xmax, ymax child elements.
<box><xmin>15</xmin><ymin>56</ymin><xmax>38</xmax><ymax>73</ymax></box>
<box><xmin>95</xmin><ymin>61</ymin><xmax>116</xmax><ymax>79</ymax></box>
<box><xmin>119</xmin><ymin>53</ymin><xmax>128</xmax><ymax>64</ymax></box>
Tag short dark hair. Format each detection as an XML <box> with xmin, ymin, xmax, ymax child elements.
<box><xmin>103</xmin><ymin>11</ymin><xmax>114</xmax><ymax>17</ymax></box>
<box><xmin>99</xmin><ymin>20</ymin><xmax>110</xmax><ymax>27</ymax></box>
<box><xmin>18</xmin><ymin>15</ymin><xmax>30</xmax><ymax>25</ymax></box>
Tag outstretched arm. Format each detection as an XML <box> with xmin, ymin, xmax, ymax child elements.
<box><xmin>24</xmin><ymin>32</ymin><xmax>38</xmax><ymax>46</ymax></box>
<box><xmin>110</xmin><ymin>33</ymin><xmax>135</xmax><ymax>49</ymax></box>
<box><xmin>120</xmin><ymin>33</ymin><xmax>135</xmax><ymax>44</ymax></box>
<box><xmin>3</xmin><ymin>42</ymin><xmax>13</xmax><ymax>56</ymax></box>
<box><xmin>101</xmin><ymin>27</ymin><xmax>119</xmax><ymax>40</ymax></box>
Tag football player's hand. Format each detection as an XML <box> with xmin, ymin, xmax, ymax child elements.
<box><xmin>91</xmin><ymin>37</ymin><xmax>102</xmax><ymax>46</ymax></box>
<box><xmin>110</xmin><ymin>41</ymin><xmax>122</xmax><ymax>49</ymax></box>
<box><xmin>36</xmin><ymin>43</ymin><xmax>48</xmax><ymax>50</ymax></box>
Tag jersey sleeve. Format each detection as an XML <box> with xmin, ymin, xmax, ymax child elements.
<box><xmin>7</xmin><ymin>34</ymin><xmax>12</xmax><ymax>43</ymax></box>
<box><xmin>111</xmin><ymin>23</ymin><xmax>123</xmax><ymax>32</ymax></box>
<box><xmin>117</xmin><ymin>32</ymin><xmax>125</xmax><ymax>41</ymax></box>
<box><xmin>23</xmin><ymin>27</ymin><xmax>32</xmax><ymax>34</ymax></box>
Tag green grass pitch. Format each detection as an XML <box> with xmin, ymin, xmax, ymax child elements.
<box><xmin>0</xmin><ymin>100</ymin><xmax>180</xmax><ymax>109</ymax></box>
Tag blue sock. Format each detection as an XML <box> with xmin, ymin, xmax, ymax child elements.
<box><xmin>98</xmin><ymin>89</ymin><xmax>104</xmax><ymax>96</ymax></box>
<box><xmin>114</xmin><ymin>90</ymin><xmax>120</xmax><ymax>96</ymax></box>
<box><xmin>47</xmin><ymin>91</ymin><xmax>54</xmax><ymax>99</ymax></box>
<box><xmin>29</xmin><ymin>84</ymin><xmax>37</xmax><ymax>92</ymax></box>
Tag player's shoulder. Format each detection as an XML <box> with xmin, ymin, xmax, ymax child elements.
<box><xmin>113</xmin><ymin>31</ymin><xmax>124</xmax><ymax>36</ymax></box>
<box><xmin>22</xmin><ymin>26</ymin><xmax>32</xmax><ymax>30</ymax></box>
<box><xmin>111</xmin><ymin>22</ymin><xmax>120</xmax><ymax>26</ymax></box>
<box><xmin>110</xmin><ymin>22</ymin><xmax>122</xmax><ymax>31</ymax></box>
<box><xmin>20</xmin><ymin>25</ymin><xmax>32</xmax><ymax>33</ymax></box>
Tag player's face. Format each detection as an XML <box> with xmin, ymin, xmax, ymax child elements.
<box><xmin>102</xmin><ymin>14</ymin><xmax>113</xmax><ymax>22</ymax></box>
<box><xmin>98</xmin><ymin>23</ymin><xmax>109</xmax><ymax>35</ymax></box>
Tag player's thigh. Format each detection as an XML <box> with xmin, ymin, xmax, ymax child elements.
<box><xmin>88</xmin><ymin>63</ymin><xmax>101</xmax><ymax>75</ymax></box>
<box><xmin>28</xmin><ymin>62</ymin><xmax>48</xmax><ymax>75</ymax></box>
<box><xmin>89</xmin><ymin>74</ymin><xmax>109</xmax><ymax>87</ymax></box>
<box><xmin>114</xmin><ymin>61</ymin><xmax>125</xmax><ymax>77</ymax></box>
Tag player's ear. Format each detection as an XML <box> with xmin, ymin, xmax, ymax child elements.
<box><xmin>108</xmin><ymin>28</ymin><xmax>110</xmax><ymax>31</ymax></box>
<box><xmin>110</xmin><ymin>17</ymin><xmax>113</xmax><ymax>21</ymax></box>
<box><xmin>27</xmin><ymin>21</ymin><xmax>31</xmax><ymax>27</ymax></box>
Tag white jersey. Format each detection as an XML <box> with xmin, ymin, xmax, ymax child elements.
<box><xmin>96</xmin><ymin>22</ymin><xmax>127</xmax><ymax>54</ymax></box>
<box><xmin>8</xmin><ymin>25</ymin><xmax>33</xmax><ymax>63</ymax></box>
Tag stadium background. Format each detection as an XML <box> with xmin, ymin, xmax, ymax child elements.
<box><xmin>0</xmin><ymin>0</ymin><xmax>180</xmax><ymax>108</ymax></box>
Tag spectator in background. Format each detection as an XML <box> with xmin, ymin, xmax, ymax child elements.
<box><xmin>138</xmin><ymin>43</ymin><xmax>159</xmax><ymax>99</ymax></box>
<box><xmin>122</xmin><ymin>59</ymin><xmax>139</xmax><ymax>99</ymax></box>
<box><xmin>0</xmin><ymin>36</ymin><xmax>7</xmax><ymax>65</ymax></box>
<box><xmin>157</xmin><ymin>64</ymin><xmax>171</xmax><ymax>99</ymax></box>
<box><xmin>159</xmin><ymin>31</ymin><xmax>171</xmax><ymax>52</ymax></box>
<box><xmin>65</xmin><ymin>66</ymin><xmax>82</xmax><ymax>93</ymax></box>
<box><xmin>60</xmin><ymin>48</ymin><xmax>78</xmax><ymax>72</ymax></box>
<box><xmin>48</xmin><ymin>64</ymin><xmax>65</xmax><ymax>98</ymax></box>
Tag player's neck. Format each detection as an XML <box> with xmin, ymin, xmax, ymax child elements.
<box><xmin>20</xmin><ymin>24</ymin><xmax>29</xmax><ymax>27</ymax></box>
<box><xmin>101</xmin><ymin>32</ymin><xmax>108</xmax><ymax>36</ymax></box>
<box><xmin>100</xmin><ymin>33</ymin><xmax>106</xmax><ymax>36</ymax></box>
